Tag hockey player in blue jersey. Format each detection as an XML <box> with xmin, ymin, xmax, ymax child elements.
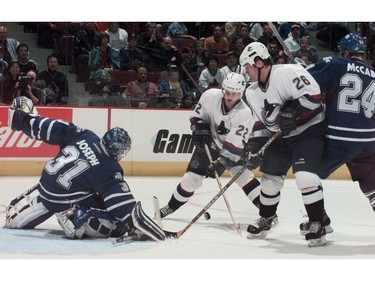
<box><xmin>4</xmin><ymin>96</ymin><xmax>165</xmax><ymax>241</ymax></box>
<box><xmin>307</xmin><ymin>33</ymin><xmax>375</xmax><ymax>217</ymax></box>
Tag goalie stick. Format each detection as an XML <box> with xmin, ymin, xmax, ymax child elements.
<box><xmin>204</xmin><ymin>143</ymin><xmax>241</xmax><ymax>236</ymax></box>
<box><xmin>163</xmin><ymin>130</ymin><xmax>282</xmax><ymax>239</ymax></box>
<box><xmin>153</xmin><ymin>196</ymin><xmax>164</xmax><ymax>229</ymax></box>
<box><xmin>110</xmin><ymin>235</ymin><xmax>134</xmax><ymax>246</ymax></box>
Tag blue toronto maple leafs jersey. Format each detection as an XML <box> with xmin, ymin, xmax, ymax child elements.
<box><xmin>308</xmin><ymin>56</ymin><xmax>375</xmax><ymax>151</ymax></box>
<box><xmin>19</xmin><ymin>114</ymin><xmax>135</xmax><ymax>221</ymax></box>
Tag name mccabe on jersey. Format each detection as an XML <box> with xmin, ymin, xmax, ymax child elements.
<box><xmin>76</xmin><ymin>140</ymin><xmax>100</xmax><ymax>166</ymax></box>
<box><xmin>347</xmin><ymin>63</ymin><xmax>375</xmax><ymax>78</ymax></box>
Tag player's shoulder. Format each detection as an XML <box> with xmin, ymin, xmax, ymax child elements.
<box><xmin>312</xmin><ymin>56</ymin><xmax>349</xmax><ymax>68</ymax></box>
<box><xmin>200</xmin><ymin>88</ymin><xmax>222</xmax><ymax>102</ymax></box>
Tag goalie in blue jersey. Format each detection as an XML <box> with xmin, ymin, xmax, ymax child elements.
<box><xmin>307</xmin><ymin>33</ymin><xmax>375</xmax><ymax>214</ymax></box>
<box><xmin>4</xmin><ymin>96</ymin><xmax>165</xmax><ymax>241</ymax></box>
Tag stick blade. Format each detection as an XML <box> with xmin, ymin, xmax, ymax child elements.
<box><xmin>152</xmin><ymin>196</ymin><xmax>164</xmax><ymax>229</ymax></box>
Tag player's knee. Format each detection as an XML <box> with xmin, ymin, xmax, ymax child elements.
<box><xmin>295</xmin><ymin>171</ymin><xmax>321</xmax><ymax>191</ymax></box>
<box><xmin>261</xmin><ymin>173</ymin><xmax>284</xmax><ymax>195</ymax></box>
<box><xmin>4</xmin><ymin>188</ymin><xmax>50</xmax><ymax>229</ymax></box>
<box><xmin>56</xmin><ymin>206</ymin><xmax>117</xmax><ymax>239</ymax></box>
<box><xmin>180</xmin><ymin>171</ymin><xmax>205</xmax><ymax>193</ymax></box>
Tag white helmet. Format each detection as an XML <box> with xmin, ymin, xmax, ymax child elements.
<box><xmin>240</xmin><ymin>42</ymin><xmax>270</xmax><ymax>67</ymax></box>
<box><xmin>222</xmin><ymin>72</ymin><xmax>246</xmax><ymax>96</ymax></box>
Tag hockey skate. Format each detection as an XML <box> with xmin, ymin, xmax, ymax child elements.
<box><xmin>247</xmin><ymin>214</ymin><xmax>278</xmax><ymax>239</ymax></box>
<box><xmin>299</xmin><ymin>212</ymin><xmax>333</xmax><ymax>235</ymax></box>
<box><xmin>159</xmin><ymin>205</ymin><xmax>175</xmax><ymax>219</ymax></box>
<box><xmin>305</xmin><ymin>221</ymin><xmax>327</xmax><ymax>247</ymax></box>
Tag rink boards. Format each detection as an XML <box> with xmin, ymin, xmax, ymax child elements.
<box><xmin>0</xmin><ymin>106</ymin><xmax>351</xmax><ymax>179</ymax></box>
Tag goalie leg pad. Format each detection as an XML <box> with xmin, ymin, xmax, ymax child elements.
<box><xmin>4</xmin><ymin>185</ymin><xmax>53</xmax><ymax>229</ymax></box>
<box><xmin>56</xmin><ymin>206</ymin><xmax>118</xmax><ymax>239</ymax></box>
<box><xmin>130</xmin><ymin>201</ymin><xmax>166</xmax><ymax>241</ymax></box>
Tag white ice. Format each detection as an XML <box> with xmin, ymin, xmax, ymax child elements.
<box><xmin>1</xmin><ymin>176</ymin><xmax>374</xmax><ymax>280</ymax></box>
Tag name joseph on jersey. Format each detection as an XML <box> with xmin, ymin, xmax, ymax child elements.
<box><xmin>76</xmin><ymin>139</ymin><xmax>100</xmax><ymax>166</ymax></box>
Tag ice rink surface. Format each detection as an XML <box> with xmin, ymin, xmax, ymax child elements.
<box><xmin>1</xmin><ymin>176</ymin><xmax>374</xmax><ymax>280</ymax></box>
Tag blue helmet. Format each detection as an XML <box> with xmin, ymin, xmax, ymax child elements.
<box><xmin>338</xmin><ymin>33</ymin><xmax>366</xmax><ymax>54</ymax></box>
<box><xmin>102</xmin><ymin>127</ymin><xmax>131</xmax><ymax>161</ymax></box>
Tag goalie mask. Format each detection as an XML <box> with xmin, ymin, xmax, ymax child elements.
<box><xmin>102</xmin><ymin>127</ymin><xmax>131</xmax><ymax>161</ymax></box>
<box><xmin>240</xmin><ymin>42</ymin><xmax>270</xmax><ymax>67</ymax></box>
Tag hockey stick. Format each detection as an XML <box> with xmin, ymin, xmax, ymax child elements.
<box><xmin>180</xmin><ymin>63</ymin><xmax>204</xmax><ymax>96</ymax></box>
<box><xmin>153</xmin><ymin>196</ymin><xmax>164</xmax><ymax>228</ymax></box>
<box><xmin>204</xmin><ymin>144</ymin><xmax>242</xmax><ymax>236</ymax></box>
<box><xmin>164</xmin><ymin>130</ymin><xmax>282</xmax><ymax>239</ymax></box>
<box><xmin>111</xmin><ymin>235</ymin><xmax>134</xmax><ymax>246</ymax></box>
<box><xmin>267</xmin><ymin>22</ymin><xmax>294</xmax><ymax>61</ymax></box>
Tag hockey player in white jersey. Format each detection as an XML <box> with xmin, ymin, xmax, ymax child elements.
<box><xmin>158</xmin><ymin>72</ymin><xmax>263</xmax><ymax>219</ymax></box>
<box><xmin>240</xmin><ymin>42</ymin><xmax>329</xmax><ymax>247</ymax></box>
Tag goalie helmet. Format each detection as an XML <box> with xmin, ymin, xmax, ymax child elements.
<box><xmin>240</xmin><ymin>42</ymin><xmax>270</xmax><ymax>67</ymax></box>
<box><xmin>102</xmin><ymin>127</ymin><xmax>131</xmax><ymax>161</ymax></box>
<box><xmin>338</xmin><ymin>33</ymin><xmax>365</xmax><ymax>54</ymax></box>
<box><xmin>222</xmin><ymin>72</ymin><xmax>246</xmax><ymax>96</ymax></box>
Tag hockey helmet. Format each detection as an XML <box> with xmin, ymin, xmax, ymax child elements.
<box><xmin>102</xmin><ymin>127</ymin><xmax>131</xmax><ymax>161</ymax></box>
<box><xmin>240</xmin><ymin>42</ymin><xmax>270</xmax><ymax>67</ymax></box>
<box><xmin>338</xmin><ymin>33</ymin><xmax>365</xmax><ymax>54</ymax></box>
<box><xmin>222</xmin><ymin>72</ymin><xmax>246</xmax><ymax>96</ymax></box>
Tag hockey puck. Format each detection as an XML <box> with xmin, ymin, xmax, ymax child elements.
<box><xmin>204</xmin><ymin>212</ymin><xmax>211</xmax><ymax>220</ymax></box>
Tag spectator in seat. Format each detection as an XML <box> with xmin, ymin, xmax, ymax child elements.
<box><xmin>0</xmin><ymin>25</ymin><xmax>20</xmax><ymax>64</ymax></box>
<box><xmin>89</xmin><ymin>82</ymin><xmax>129</xmax><ymax>107</ymax></box>
<box><xmin>267</xmin><ymin>39</ymin><xmax>285</xmax><ymax>64</ymax></box>
<box><xmin>179</xmin><ymin>93</ymin><xmax>196</xmax><ymax>109</ymax></box>
<box><xmin>198</xmin><ymin>55</ymin><xmax>224</xmax><ymax>92</ymax></box>
<box><xmin>204</xmin><ymin>24</ymin><xmax>229</xmax><ymax>54</ymax></box>
<box><xmin>137</xmin><ymin>22</ymin><xmax>163</xmax><ymax>50</ymax></box>
<box><xmin>88</xmin><ymin>33</ymin><xmax>120</xmax><ymax>81</ymax></box>
<box><xmin>14</xmin><ymin>70</ymin><xmax>45</xmax><ymax>105</ymax></box>
<box><xmin>0</xmin><ymin>45</ymin><xmax>8</xmax><ymax>83</ymax></box>
<box><xmin>145</xmin><ymin>36</ymin><xmax>183</xmax><ymax>72</ymax></box>
<box><xmin>123</xmin><ymin>66</ymin><xmax>159</xmax><ymax>108</ymax></box>
<box><xmin>119</xmin><ymin>34</ymin><xmax>143</xmax><ymax>71</ymax></box>
<box><xmin>158</xmin><ymin>64</ymin><xmax>191</xmax><ymax>105</ymax></box>
<box><xmin>13</xmin><ymin>43</ymin><xmax>38</xmax><ymax>76</ymax></box>
<box><xmin>106</xmin><ymin>22</ymin><xmax>128</xmax><ymax>52</ymax></box>
<box><xmin>295</xmin><ymin>36</ymin><xmax>318</xmax><ymax>63</ymax></box>
<box><xmin>37</xmin><ymin>54</ymin><xmax>69</xmax><ymax>106</ymax></box>
<box><xmin>1</xmin><ymin>61</ymin><xmax>20</xmax><ymax>104</ymax></box>
<box><xmin>240</xmin><ymin>24</ymin><xmax>255</xmax><ymax>46</ymax></box>
<box><xmin>167</xmin><ymin>22</ymin><xmax>197</xmax><ymax>42</ymax></box>
<box><xmin>220</xmin><ymin>51</ymin><xmax>248</xmax><ymax>85</ymax></box>
<box><xmin>232</xmin><ymin>37</ymin><xmax>245</xmax><ymax>58</ymax></box>
<box><xmin>73</xmin><ymin>22</ymin><xmax>100</xmax><ymax>76</ymax></box>
<box><xmin>184</xmin><ymin>38</ymin><xmax>210</xmax><ymax>74</ymax></box>
<box><xmin>257</xmin><ymin>23</ymin><xmax>283</xmax><ymax>50</ymax></box>
<box><xmin>283</xmin><ymin>24</ymin><xmax>302</xmax><ymax>57</ymax></box>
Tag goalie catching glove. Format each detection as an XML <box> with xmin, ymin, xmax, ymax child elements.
<box><xmin>191</xmin><ymin>120</ymin><xmax>211</xmax><ymax>147</ymax></box>
<box><xmin>8</xmin><ymin>96</ymin><xmax>38</xmax><ymax>131</ymax></box>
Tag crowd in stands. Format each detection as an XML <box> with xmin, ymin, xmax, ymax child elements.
<box><xmin>1</xmin><ymin>22</ymin><xmax>375</xmax><ymax>109</ymax></box>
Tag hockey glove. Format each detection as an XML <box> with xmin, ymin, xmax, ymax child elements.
<box><xmin>191</xmin><ymin>120</ymin><xmax>212</xmax><ymax>147</ymax></box>
<box><xmin>8</xmin><ymin>97</ymin><xmax>38</xmax><ymax>131</ymax></box>
<box><xmin>206</xmin><ymin>156</ymin><xmax>229</xmax><ymax>178</ymax></box>
<box><xmin>246</xmin><ymin>153</ymin><xmax>264</xmax><ymax>170</ymax></box>
<box><xmin>278</xmin><ymin>106</ymin><xmax>296</xmax><ymax>136</ymax></box>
